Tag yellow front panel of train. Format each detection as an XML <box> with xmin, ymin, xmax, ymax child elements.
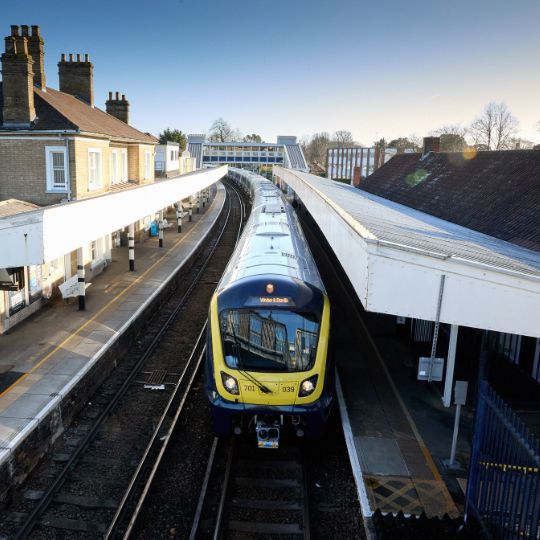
<box><xmin>210</xmin><ymin>294</ymin><xmax>330</xmax><ymax>407</ymax></box>
<box><xmin>239</xmin><ymin>380</ymin><xmax>299</xmax><ymax>405</ymax></box>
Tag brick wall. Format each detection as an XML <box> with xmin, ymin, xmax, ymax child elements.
<box><xmin>0</xmin><ymin>138</ymin><xmax>71</xmax><ymax>205</ymax></box>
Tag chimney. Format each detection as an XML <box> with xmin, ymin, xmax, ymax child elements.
<box><xmin>27</xmin><ymin>25</ymin><xmax>45</xmax><ymax>89</ymax></box>
<box><xmin>353</xmin><ymin>166</ymin><xmax>362</xmax><ymax>187</ymax></box>
<box><xmin>422</xmin><ymin>136</ymin><xmax>440</xmax><ymax>156</ymax></box>
<box><xmin>105</xmin><ymin>91</ymin><xmax>130</xmax><ymax>124</ymax></box>
<box><xmin>58</xmin><ymin>52</ymin><xmax>94</xmax><ymax>106</ymax></box>
<box><xmin>1</xmin><ymin>25</ymin><xmax>36</xmax><ymax>127</ymax></box>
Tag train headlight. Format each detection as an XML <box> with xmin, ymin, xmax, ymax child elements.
<box><xmin>298</xmin><ymin>375</ymin><xmax>318</xmax><ymax>397</ymax></box>
<box><xmin>221</xmin><ymin>372</ymin><xmax>239</xmax><ymax>395</ymax></box>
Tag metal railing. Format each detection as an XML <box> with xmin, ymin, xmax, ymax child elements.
<box><xmin>466</xmin><ymin>381</ymin><xmax>540</xmax><ymax>539</ymax></box>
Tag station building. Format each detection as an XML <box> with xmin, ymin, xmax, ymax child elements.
<box><xmin>0</xmin><ymin>24</ymin><xmax>204</xmax><ymax>334</ymax></box>
<box><xmin>187</xmin><ymin>134</ymin><xmax>309</xmax><ymax>173</ymax></box>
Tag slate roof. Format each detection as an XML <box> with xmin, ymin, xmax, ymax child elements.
<box><xmin>360</xmin><ymin>150</ymin><xmax>540</xmax><ymax>252</ymax></box>
<box><xmin>0</xmin><ymin>83</ymin><xmax>157</xmax><ymax>144</ymax></box>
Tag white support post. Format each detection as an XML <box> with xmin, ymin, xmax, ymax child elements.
<box><xmin>442</xmin><ymin>324</ymin><xmax>459</xmax><ymax>407</ymax></box>
<box><xmin>158</xmin><ymin>209</ymin><xmax>164</xmax><ymax>248</ymax></box>
<box><xmin>128</xmin><ymin>223</ymin><xmax>135</xmax><ymax>271</ymax></box>
<box><xmin>23</xmin><ymin>266</ymin><xmax>30</xmax><ymax>307</ymax></box>
<box><xmin>202</xmin><ymin>189</ymin><xmax>206</xmax><ymax>208</ymax></box>
<box><xmin>196</xmin><ymin>191</ymin><xmax>200</xmax><ymax>214</ymax></box>
<box><xmin>176</xmin><ymin>202</ymin><xmax>182</xmax><ymax>233</ymax></box>
<box><xmin>77</xmin><ymin>246</ymin><xmax>85</xmax><ymax>311</ymax></box>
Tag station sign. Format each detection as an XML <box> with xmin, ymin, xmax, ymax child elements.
<box><xmin>417</xmin><ymin>357</ymin><xmax>444</xmax><ymax>381</ymax></box>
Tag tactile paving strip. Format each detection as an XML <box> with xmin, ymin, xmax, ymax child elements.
<box><xmin>364</xmin><ymin>476</ymin><xmax>424</xmax><ymax>515</ymax></box>
<box><xmin>364</xmin><ymin>475</ymin><xmax>458</xmax><ymax>517</ymax></box>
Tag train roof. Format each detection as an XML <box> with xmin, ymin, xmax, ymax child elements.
<box><xmin>217</xmin><ymin>169</ymin><xmax>325</xmax><ymax>294</ymax></box>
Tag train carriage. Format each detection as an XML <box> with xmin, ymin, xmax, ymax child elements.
<box><xmin>205</xmin><ymin>169</ymin><xmax>333</xmax><ymax>448</ymax></box>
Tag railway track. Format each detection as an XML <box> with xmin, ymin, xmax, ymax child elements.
<box><xmin>104</xmin><ymin>182</ymin><xmax>248</xmax><ymax>539</ymax></box>
<box><xmin>191</xmin><ymin>438</ymin><xmax>311</xmax><ymax>539</ymax></box>
<box><xmin>3</xmin><ymin>182</ymin><xmax>246</xmax><ymax>539</ymax></box>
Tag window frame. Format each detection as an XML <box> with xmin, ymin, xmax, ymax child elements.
<box><xmin>45</xmin><ymin>146</ymin><xmax>70</xmax><ymax>193</ymax></box>
<box><xmin>121</xmin><ymin>149</ymin><xmax>128</xmax><ymax>182</ymax></box>
<box><xmin>144</xmin><ymin>150</ymin><xmax>152</xmax><ymax>180</ymax></box>
<box><xmin>88</xmin><ymin>148</ymin><xmax>103</xmax><ymax>190</ymax></box>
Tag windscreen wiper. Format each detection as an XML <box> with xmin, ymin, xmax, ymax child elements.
<box><xmin>230</xmin><ymin>320</ymin><xmax>272</xmax><ymax>394</ymax></box>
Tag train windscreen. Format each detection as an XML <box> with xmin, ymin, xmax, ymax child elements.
<box><xmin>219</xmin><ymin>309</ymin><xmax>319</xmax><ymax>372</ymax></box>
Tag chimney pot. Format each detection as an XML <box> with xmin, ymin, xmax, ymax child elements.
<box><xmin>11</xmin><ymin>25</ymin><xmax>19</xmax><ymax>37</ymax></box>
<box><xmin>76</xmin><ymin>53</ymin><xmax>81</xmax><ymax>62</ymax></box>
<box><xmin>422</xmin><ymin>136</ymin><xmax>440</xmax><ymax>156</ymax></box>
<box><xmin>122</xmin><ymin>94</ymin><xmax>126</xmax><ymax>101</ymax></box>
<box><xmin>115</xmin><ymin>91</ymin><xmax>119</xmax><ymax>100</ymax></box>
<box><xmin>108</xmin><ymin>91</ymin><xmax>113</xmax><ymax>100</ymax></box>
<box><xmin>5</xmin><ymin>36</ymin><xmax>15</xmax><ymax>54</ymax></box>
<box><xmin>61</xmin><ymin>53</ymin><xmax>66</xmax><ymax>61</ymax></box>
<box><xmin>21</xmin><ymin>25</ymin><xmax>29</xmax><ymax>37</ymax></box>
<box><xmin>85</xmin><ymin>53</ymin><xmax>89</xmax><ymax>62</ymax></box>
<box><xmin>31</xmin><ymin>25</ymin><xmax>40</xmax><ymax>37</ymax></box>
<box><xmin>69</xmin><ymin>53</ymin><xmax>73</xmax><ymax>62</ymax></box>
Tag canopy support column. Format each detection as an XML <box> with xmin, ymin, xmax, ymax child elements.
<box><xmin>128</xmin><ymin>223</ymin><xmax>135</xmax><ymax>271</ymax></box>
<box><xmin>77</xmin><ymin>246</ymin><xmax>85</xmax><ymax>311</ymax></box>
<box><xmin>442</xmin><ymin>324</ymin><xmax>459</xmax><ymax>407</ymax></box>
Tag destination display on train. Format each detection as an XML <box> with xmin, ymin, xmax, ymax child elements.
<box><xmin>245</xmin><ymin>296</ymin><xmax>296</xmax><ymax>306</ymax></box>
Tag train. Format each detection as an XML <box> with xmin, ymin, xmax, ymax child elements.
<box><xmin>205</xmin><ymin>168</ymin><xmax>333</xmax><ymax>448</ymax></box>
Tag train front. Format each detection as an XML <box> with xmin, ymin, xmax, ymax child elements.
<box><xmin>205</xmin><ymin>275</ymin><xmax>332</xmax><ymax>448</ymax></box>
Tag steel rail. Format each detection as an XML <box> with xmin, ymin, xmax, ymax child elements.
<box><xmin>106</xmin><ymin>328</ymin><xmax>207</xmax><ymax>539</ymax></box>
<box><xmin>212</xmin><ymin>439</ymin><xmax>236</xmax><ymax>540</ymax></box>
<box><xmin>13</xmin><ymin>183</ymin><xmax>233</xmax><ymax>540</ymax></box>
<box><xmin>188</xmin><ymin>437</ymin><xmax>220</xmax><ymax>540</ymax></box>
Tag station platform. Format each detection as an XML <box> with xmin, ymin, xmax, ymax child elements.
<box><xmin>295</xmin><ymin>205</ymin><xmax>462</xmax><ymax>537</ymax></box>
<box><xmin>0</xmin><ymin>183</ymin><xmax>226</xmax><ymax>499</ymax></box>
<box><xmin>336</xmin><ymin>320</ymin><xmax>460</xmax><ymax>520</ymax></box>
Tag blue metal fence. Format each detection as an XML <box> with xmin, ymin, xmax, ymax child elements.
<box><xmin>466</xmin><ymin>381</ymin><xmax>540</xmax><ymax>539</ymax></box>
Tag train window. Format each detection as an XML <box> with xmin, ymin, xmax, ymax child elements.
<box><xmin>220</xmin><ymin>309</ymin><xmax>320</xmax><ymax>372</ymax></box>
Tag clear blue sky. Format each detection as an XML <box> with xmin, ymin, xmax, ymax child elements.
<box><xmin>3</xmin><ymin>0</ymin><xmax>540</xmax><ymax>144</ymax></box>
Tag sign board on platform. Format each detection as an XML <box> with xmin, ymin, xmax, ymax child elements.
<box><xmin>454</xmin><ymin>380</ymin><xmax>468</xmax><ymax>406</ymax></box>
<box><xmin>59</xmin><ymin>277</ymin><xmax>91</xmax><ymax>299</ymax></box>
<box><xmin>417</xmin><ymin>357</ymin><xmax>444</xmax><ymax>381</ymax></box>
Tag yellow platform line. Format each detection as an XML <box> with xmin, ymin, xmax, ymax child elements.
<box><xmin>0</xmin><ymin>197</ymin><xmax>217</xmax><ymax>401</ymax></box>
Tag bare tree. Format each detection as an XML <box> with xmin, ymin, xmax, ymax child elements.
<box><xmin>431</xmin><ymin>124</ymin><xmax>468</xmax><ymax>137</ymax></box>
<box><xmin>332</xmin><ymin>130</ymin><xmax>355</xmax><ymax>146</ymax></box>
<box><xmin>208</xmin><ymin>117</ymin><xmax>241</xmax><ymax>142</ymax></box>
<box><xmin>509</xmin><ymin>137</ymin><xmax>535</xmax><ymax>149</ymax></box>
<box><xmin>304</xmin><ymin>132</ymin><xmax>331</xmax><ymax>168</ymax></box>
<box><xmin>430</xmin><ymin>125</ymin><xmax>468</xmax><ymax>152</ymax></box>
<box><xmin>469</xmin><ymin>102</ymin><xmax>518</xmax><ymax>150</ymax></box>
<box><xmin>243</xmin><ymin>133</ymin><xmax>263</xmax><ymax>143</ymax></box>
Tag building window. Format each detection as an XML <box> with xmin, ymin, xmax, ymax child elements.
<box><xmin>45</xmin><ymin>146</ymin><xmax>69</xmax><ymax>192</ymax></box>
<box><xmin>498</xmin><ymin>332</ymin><xmax>522</xmax><ymax>365</ymax></box>
<box><xmin>122</xmin><ymin>150</ymin><xmax>128</xmax><ymax>181</ymax></box>
<box><xmin>88</xmin><ymin>149</ymin><xmax>103</xmax><ymax>190</ymax></box>
<box><xmin>111</xmin><ymin>150</ymin><xmax>119</xmax><ymax>184</ymax></box>
<box><xmin>110</xmin><ymin>149</ymin><xmax>127</xmax><ymax>184</ymax></box>
<box><xmin>144</xmin><ymin>151</ymin><xmax>152</xmax><ymax>180</ymax></box>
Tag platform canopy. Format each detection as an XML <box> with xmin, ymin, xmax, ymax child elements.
<box><xmin>0</xmin><ymin>166</ymin><xmax>228</xmax><ymax>268</ymax></box>
<box><xmin>274</xmin><ymin>167</ymin><xmax>540</xmax><ymax>339</ymax></box>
